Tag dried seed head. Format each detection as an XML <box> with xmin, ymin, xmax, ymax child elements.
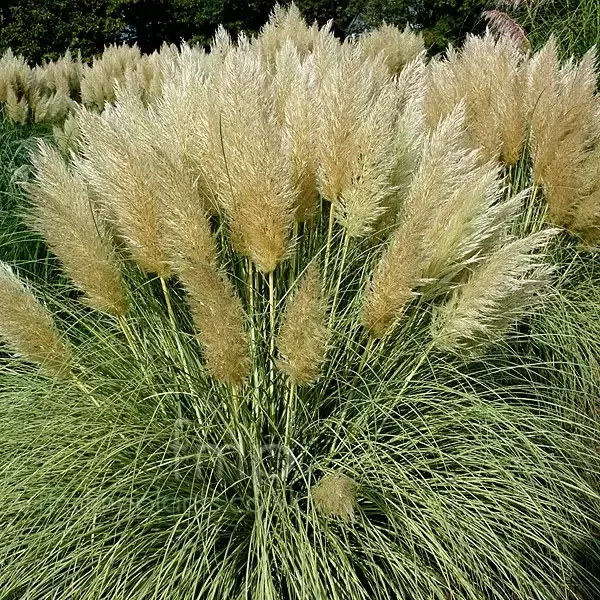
<box><xmin>360</xmin><ymin>24</ymin><xmax>425</xmax><ymax>76</ymax></box>
<box><xmin>161</xmin><ymin>177</ymin><xmax>250</xmax><ymax>386</ymax></box>
<box><xmin>363</xmin><ymin>106</ymin><xmax>469</xmax><ymax>337</ymax></box>
<box><xmin>363</xmin><ymin>105</ymin><xmax>524</xmax><ymax>339</ymax></box>
<box><xmin>311</xmin><ymin>472</ymin><xmax>358</xmax><ymax>521</ymax></box>
<box><xmin>433</xmin><ymin>230</ymin><xmax>556</xmax><ymax>356</ymax></box>
<box><xmin>569</xmin><ymin>145</ymin><xmax>600</xmax><ymax>246</ymax></box>
<box><xmin>362</xmin><ymin>224</ymin><xmax>423</xmax><ymax>339</ymax></box>
<box><xmin>28</xmin><ymin>142</ymin><xmax>127</xmax><ymax>316</ymax></box>
<box><xmin>215</xmin><ymin>49</ymin><xmax>295</xmax><ymax>272</ymax></box>
<box><xmin>80</xmin><ymin>44</ymin><xmax>142</xmax><ymax>110</ymax></box>
<box><xmin>317</xmin><ymin>45</ymin><xmax>389</xmax><ymax>205</ymax></box>
<box><xmin>483</xmin><ymin>10</ymin><xmax>531</xmax><ymax>55</ymax></box>
<box><xmin>274</xmin><ymin>43</ymin><xmax>320</xmax><ymax>222</ymax></box>
<box><xmin>276</xmin><ymin>264</ymin><xmax>329</xmax><ymax>385</ymax></box>
<box><xmin>257</xmin><ymin>3</ymin><xmax>314</xmax><ymax>61</ymax></box>
<box><xmin>527</xmin><ymin>44</ymin><xmax>599</xmax><ymax>224</ymax></box>
<box><xmin>0</xmin><ymin>262</ymin><xmax>71</xmax><ymax>376</ymax></box>
<box><xmin>425</xmin><ymin>34</ymin><xmax>527</xmax><ymax>165</ymax></box>
<box><xmin>77</xmin><ymin>100</ymin><xmax>170</xmax><ymax>277</ymax></box>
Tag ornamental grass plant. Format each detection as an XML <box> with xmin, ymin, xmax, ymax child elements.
<box><xmin>0</xmin><ymin>5</ymin><xmax>599</xmax><ymax>599</ymax></box>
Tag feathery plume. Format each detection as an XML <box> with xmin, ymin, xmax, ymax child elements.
<box><xmin>256</xmin><ymin>3</ymin><xmax>314</xmax><ymax>61</ymax></box>
<box><xmin>363</xmin><ymin>107</ymin><xmax>470</xmax><ymax>337</ymax></box>
<box><xmin>527</xmin><ymin>44</ymin><xmax>599</xmax><ymax>225</ymax></box>
<box><xmin>317</xmin><ymin>45</ymin><xmax>399</xmax><ymax>236</ymax></box>
<box><xmin>569</xmin><ymin>144</ymin><xmax>600</xmax><ymax>246</ymax></box>
<box><xmin>277</xmin><ymin>264</ymin><xmax>329</xmax><ymax>385</ymax></box>
<box><xmin>160</xmin><ymin>167</ymin><xmax>250</xmax><ymax>386</ymax></box>
<box><xmin>373</xmin><ymin>58</ymin><xmax>428</xmax><ymax>234</ymax></box>
<box><xmin>360</xmin><ymin>24</ymin><xmax>425</xmax><ymax>76</ymax></box>
<box><xmin>311</xmin><ymin>472</ymin><xmax>358</xmax><ymax>521</ymax></box>
<box><xmin>425</xmin><ymin>34</ymin><xmax>527</xmax><ymax>165</ymax></box>
<box><xmin>0</xmin><ymin>262</ymin><xmax>71</xmax><ymax>376</ymax></box>
<box><xmin>80</xmin><ymin>44</ymin><xmax>141</xmax><ymax>110</ymax></box>
<box><xmin>571</xmin><ymin>189</ymin><xmax>600</xmax><ymax>247</ymax></box>
<box><xmin>215</xmin><ymin>49</ymin><xmax>295</xmax><ymax>273</ymax></box>
<box><xmin>27</xmin><ymin>142</ymin><xmax>127</xmax><ymax>315</ymax></box>
<box><xmin>4</xmin><ymin>85</ymin><xmax>28</xmax><ymax>124</ymax></box>
<box><xmin>363</xmin><ymin>106</ymin><xmax>523</xmax><ymax>338</ymax></box>
<box><xmin>433</xmin><ymin>230</ymin><xmax>556</xmax><ymax>356</ymax></box>
<box><xmin>274</xmin><ymin>43</ymin><xmax>320</xmax><ymax>222</ymax></box>
<box><xmin>335</xmin><ymin>78</ymin><xmax>401</xmax><ymax>238</ymax></box>
<box><xmin>77</xmin><ymin>99</ymin><xmax>170</xmax><ymax>277</ymax></box>
<box><xmin>317</xmin><ymin>44</ymin><xmax>389</xmax><ymax>206</ymax></box>
<box><xmin>148</xmin><ymin>53</ymin><xmax>220</xmax><ymax>215</ymax></box>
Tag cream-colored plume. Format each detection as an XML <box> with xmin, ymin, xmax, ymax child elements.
<box><xmin>214</xmin><ymin>48</ymin><xmax>295</xmax><ymax>272</ymax></box>
<box><xmin>527</xmin><ymin>43</ymin><xmax>599</xmax><ymax>226</ymax></box>
<box><xmin>256</xmin><ymin>3</ymin><xmax>314</xmax><ymax>61</ymax></box>
<box><xmin>276</xmin><ymin>264</ymin><xmax>329</xmax><ymax>385</ymax></box>
<box><xmin>80</xmin><ymin>44</ymin><xmax>142</xmax><ymax>110</ymax></box>
<box><xmin>0</xmin><ymin>49</ymin><xmax>32</xmax><ymax>123</ymax></box>
<box><xmin>76</xmin><ymin>98</ymin><xmax>170</xmax><ymax>277</ymax></box>
<box><xmin>160</xmin><ymin>170</ymin><xmax>250</xmax><ymax>386</ymax></box>
<box><xmin>569</xmin><ymin>143</ymin><xmax>600</xmax><ymax>246</ymax></box>
<box><xmin>359</xmin><ymin>24</ymin><xmax>425</xmax><ymax>76</ymax></box>
<box><xmin>433</xmin><ymin>230</ymin><xmax>556</xmax><ymax>355</ymax></box>
<box><xmin>317</xmin><ymin>44</ymin><xmax>389</xmax><ymax>205</ymax></box>
<box><xmin>317</xmin><ymin>44</ymin><xmax>399</xmax><ymax>237</ymax></box>
<box><xmin>274</xmin><ymin>43</ymin><xmax>320</xmax><ymax>222</ymax></box>
<box><xmin>28</xmin><ymin>141</ymin><xmax>127</xmax><ymax>315</ymax></box>
<box><xmin>311</xmin><ymin>472</ymin><xmax>358</xmax><ymax>521</ymax></box>
<box><xmin>0</xmin><ymin>262</ymin><xmax>71</xmax><ymax>376</ymax></box>
<box><xmin>362</xmin><ymin>106</ymin><xmax>522</xmax><ymax>338</ymax></box>
<box><xmin>425</xmin><ymin>34</ymin><xmax>527</xmax><ymax>165</ymax></box>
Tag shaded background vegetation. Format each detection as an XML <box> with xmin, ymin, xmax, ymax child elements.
<box><xmin>0</xmin><ymin>0</ymin><xmax>490</xmax><ymax>63</ymax></box>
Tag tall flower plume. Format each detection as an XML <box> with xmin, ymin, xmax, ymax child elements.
<box><xmin>0</xmin><ymin>262</ymin><xmax>71</xmax><ymax>376</ymax></box>
<box><xmin>215</xmin><ymin>48</ymin><xmax>295</xmax><ymax>273</ymax></box>
<box><xmin>27</xmin><ymin>141</ymin><xmax>127</xmax><ymax>316</ymax></box>
<box><xmin>276</xmin><ymin>264</ymin><xmax>329</xmax><ymax>385</ymax></box>
<box><xmin>527</xmin><ymin>43</ymin><xmax>599</xmax><ymax>225</ymax></box>
<box><xmin>433</xmin><ymin>230</ymin><xmax>556</xmax><ymax>355</ymax></box>
<box><xmin>77</xmin><ymin>98</ymin><xmax>170</xmax><ymax>277</ymax></box>
<box><xmin>362</xmin><ymin>106</ymin><xmax>523</xmax><ymax>338</ymax></box>
<box><xmin>159</xmin><ymin>161</ymin><xmax>250</xmax><ymax>386</ymax></box>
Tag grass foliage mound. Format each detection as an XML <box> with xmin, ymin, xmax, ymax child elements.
<box><xmin>0</xmin><ymin>6</ymin><xmax>599</xmax><ymax>599</ymax></box>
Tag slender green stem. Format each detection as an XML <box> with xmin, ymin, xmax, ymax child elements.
<box><xmin>247</xmin><ymin>259</ymin><xmax>261</xmax><ymax>416</ymax></box>
<box><xmin>160</xmin><ymin>276</ymin><xmax>192</xmax><ymax>387</ymax></box>
<box><xmin>118</xmin><ymin>314</ymin><xmax>140</xmax><ymax>361</ymax></box>
<box><xmin>329</xmin><ymin>231</ymin><xmax>350</xmax><ymax>326</ymax></box>
<box><xmin>322</xmin><ymin>201</ymin><xmax>336</xmax><ymax>283</ymax></box>
<box><xmin>358</xmin><ymin>336</ymin><xmax>375</xmax><ymax>376</ymax></box>
<box><xmin>160</xmin><ymin>276</ymin><xmax>174</xmax><ymax>320</ymax></box>
<box><xmin>398</xmin><ymin>341</ymin><xmax>434</xmax><ymax>397</ymax></box>
<box><xmin>268</xmin><ymin>270</ymin><xmax>276</xmax><ymax>400</ymax></box>
<box><xmin>230</xmin><ymin>384</ymin><xmax>245</xmax><ymax>459</ymax></box>
<box><xmin>282</xmin><ymin>380</ymin><xmax>296</xmax><ymax>480</ymax></box>
<box><xmin>73</xmin><ymin>375</ymin><xmax>100</xmax><ymax>408</ymax></box>
<box><xmin>289</xmin><ymin>220</ymin><xmax>299</xmax><ymax>288</ymax></box>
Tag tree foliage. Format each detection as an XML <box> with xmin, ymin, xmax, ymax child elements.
<box><xmin>0</xmin><ymin>0</ymin><xmax>129</xmax><ymax>63</ymax></box>
<box><xmin>0</xmin><ymin>0</ymin><xmax>492</xmax><ymax>64</ymax></box>
<box><xmin>346</xmin><ymin>0</ymin><xmax>489</xmax><ymax>52</ymax></box>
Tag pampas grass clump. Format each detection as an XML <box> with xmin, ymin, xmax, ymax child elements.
<box><xmin>424</xmin><ymin>32</ymin><xmax>600</xmax><ymax>245</ymax></box>
<box><xmin>0</xmin><ymin>6</ymin><xmax>599</xmax><ymax>599</ymax></box>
